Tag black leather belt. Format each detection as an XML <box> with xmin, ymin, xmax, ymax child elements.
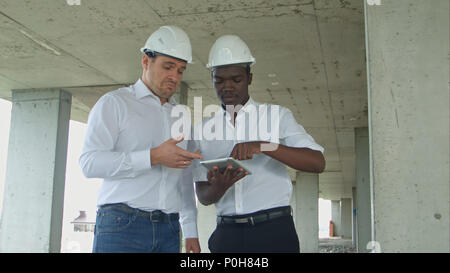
<box><xmin>217</xmin><ymin>206</ymin><xmax>292</xmax><ymax>226</ymax></box>
<box><xmin>100</xmin><ymin>203</ymin><xmax>179</xmax><ymax>222</ymax></box>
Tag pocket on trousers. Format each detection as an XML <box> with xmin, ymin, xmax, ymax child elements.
<box><xmin>96</xmin><ymin>209</ymin><xmax>134</xmax><ymax>234</ymax></box>
<box><xmin>168</xmin><ymin>221</ymin><xmax>180</xmax><ymax>237</ymax></box>
<box><xmin>208</xmin><ymin>228</ymin><xmax>218</xmax><ymax>252</ymax></box>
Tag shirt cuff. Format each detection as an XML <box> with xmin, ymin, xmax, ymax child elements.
<box><xmin>181</xmin><ymin>222</ymin><xmax>198</xmax><ymax>239</ymax></box>
<box><xmin>129</xmin><ymin>150</ymin><xmax>151</xmax><ymax>172</ymax></box>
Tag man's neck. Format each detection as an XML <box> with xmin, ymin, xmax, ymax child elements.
<box><xmin>221</xmin><ymin>97</ymin><xmax>250</xmax><ymax>112</ymax></box>
<box><xmin>222</xmin><ymin>97</ymin><xmax>250</xmax><ymax>126</ymax></box>
<box><xmin>141</xmin><ymin>78</ymin><xmax>168</xmax><ymax>105</ymax></box>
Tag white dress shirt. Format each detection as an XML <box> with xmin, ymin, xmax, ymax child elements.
<box><xmin>79</xmin><ymin>79</ymin><xmax>197</xmax><ymax>238</ymax></box>
<box><xmin>190</xmin><ymin>97</ymin><xmax>324</xmax><ymax>216</ymax></box>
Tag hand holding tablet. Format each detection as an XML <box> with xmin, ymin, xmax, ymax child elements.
<box><xmin>200</xmin><ymin>157</ymin><xmax>252</xmax><ymax>175</ymax></box>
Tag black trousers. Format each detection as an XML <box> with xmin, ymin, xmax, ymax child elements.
<box><xmin>208</xmin><ymin>215</ymin><xmax>300</xmax><ymax>253</ymax></box>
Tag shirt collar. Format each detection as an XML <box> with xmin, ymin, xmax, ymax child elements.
<box><xmin>220</xmin><ymin>97</ymin><xmax>256</xmax><ymax>119</ymax></box>
<box><xmin>133</xmin><ymin>78</ymin><xmax>177</xmax><ymax>106</ymax></box>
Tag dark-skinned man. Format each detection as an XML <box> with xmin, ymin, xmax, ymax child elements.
<box><xmin>189</xmin><ymin>35</ymin><xmax>325</xmax><ymax>253</ymax></box>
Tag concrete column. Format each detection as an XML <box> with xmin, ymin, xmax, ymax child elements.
<box><xmin>176</xmin><ymin>81</ymin><xmax>189</xmax><ymax>252</ymax></box>
<box><xmin>352</xmin><ymin>187</ymin><xmax>357</xmax><ymax>247</ymax></box>
<box><xmin>294</xmin><ymin>171</ymin><xmax>319</xmax><ymax>253</ymax></box>
<box><xmin>196</xmin><ymin>203</ymin><xmax>217</xmax><ymax>253</ymax></box>
<box><xmin>175</xmin><ymin>82</ymin><xmax>217</xmax><ymax>253</ymax></box>
<box><xmin>0</xmin><ymin>89</ymin><xmax>72</xmax><ymax>252</ymax></box>
<box><xmin>174</xmin><ymin>81</ymin><xmax>188</xmax><ymax>105</ymax></box>
<box><xmin>340</xmin><ymin>198</ymin><xmax>352</xmax><ymax>239</ymax></box>
<box><xmin>331</xmin><ymin>200</ymin><xmax>341</xmax><ymax>237</ymax></box>
<box><xmin>355</xmin><ymin>127</ymin><xmax>371</xmax><ymax>252</ymax></box>
<box><xmin>365</xmin><ymin>1</ymin><xmax>449</xmax><ymax>252</ymax></box>
<box><xmin>290</xmin><ymin>181</ymin><xmax>297</xmax><ymax>225</ymax></box>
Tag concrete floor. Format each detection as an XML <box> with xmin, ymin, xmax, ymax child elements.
<box><xmin>319</xmin><ymin>237</ymin><xmax>355</xmax><ymax>253</ymax></box>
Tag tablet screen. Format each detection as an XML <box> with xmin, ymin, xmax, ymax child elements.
<box><xmin>200</xmin><ymin>157</ymin><xmax>252</xmax><ymax>175</ymax></box>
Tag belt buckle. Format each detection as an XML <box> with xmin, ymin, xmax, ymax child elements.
<box><xmin>149</xmin><ymin>211</ymin><xmax>161</xmax><ymax>222</ymax></box>
<box><xmin>248</xmin><ymin>216</ymin><xmax>255</xmax><ymax>226</ymax></box>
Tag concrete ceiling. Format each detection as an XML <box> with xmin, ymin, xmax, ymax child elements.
<box><xmin>0</xmin><ymin>0</ymin><xmax>368</xmax><ymax>200</ymax></box>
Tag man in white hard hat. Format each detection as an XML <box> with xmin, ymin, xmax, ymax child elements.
<box><xmin>80</xmin><ymin>26</ymin><xmax>202</xmax><ymax>253</ymax></box>
<box><xmin>189</xmin><ymin>35</ymin><xmax>325</xmax><ymax>252</ymax></box>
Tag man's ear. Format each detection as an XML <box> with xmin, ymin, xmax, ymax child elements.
<box><xmin>248</xmin><ymin>73</ymin><xmax>253</xmax><ymax>85</ymax></box>
<box><xmin>142</xmin><ymin>54</ymin><xmax>148</xmax><ymax>71</ymax></box>
<box><xmin>142</xmin><ymin>54</ymin><xmax>155</xmax><ymax>70</ymax></box>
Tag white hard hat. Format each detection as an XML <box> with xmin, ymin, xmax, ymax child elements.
<box><xmin>206</xmin><ymin>35</ymin><xmax>255</xmax><ymax>69</ymax></box>
<box><xmin>140</xmin><ymin>25</ymin><xmax>192</xmax><ymax>63</ymax></box>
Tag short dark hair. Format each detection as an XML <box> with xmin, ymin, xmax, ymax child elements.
<box><xmin>245</xmin><ymin>64</ymin><xmax>251</xmax><ymax>77</ymax></box>
<box><xmin>143</xmin><ymin>49</ymin><xmax>157</xmax><ymax>61</ymax></box>
<box><xmin>143</xmin><ymin>49</ymin><xmax>187</xmax><ymax>63</ymax></box>
<box><xmin>211</xmin><ymin>63</ymin><xmax>251</xmax><ymax>78</ymax></box>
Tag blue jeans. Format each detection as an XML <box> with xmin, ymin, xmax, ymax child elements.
<box><xmin>92</xmin><ymin>205</ymin><xmax>180</xmax><ymax>253</ymax></box>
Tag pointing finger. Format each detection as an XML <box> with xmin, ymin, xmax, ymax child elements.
<box><xmin>178</xmin><ymin>148</ymin><xmax>204</xmax><ymax>160</ymax></box>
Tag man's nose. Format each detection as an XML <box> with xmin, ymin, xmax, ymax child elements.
<box><xmin>223</xmin><ymin>79</ymin><xmax>235</xmax><ymax>91</ymax></box>
<box><xmin>167</xmin><ymin>72</ymin><xmax>181</xmax><ymax>83</ymax></box>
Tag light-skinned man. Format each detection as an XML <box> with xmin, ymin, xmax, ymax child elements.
<box><xmin>80</xmin><ymin>26</ymin><xmax>202</xmax><ymax>253</ymax></box>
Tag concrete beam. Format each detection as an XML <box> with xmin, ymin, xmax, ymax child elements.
<box><xmin>0</xmin><ymin>89</ymin><xmax>71</xmax><ymax>252</ymax></box>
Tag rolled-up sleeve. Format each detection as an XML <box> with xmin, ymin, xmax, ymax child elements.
<box><xmin>279</xmin><ymin>107</ymin><xmax>324</xmax><ymax>153</ymax></box>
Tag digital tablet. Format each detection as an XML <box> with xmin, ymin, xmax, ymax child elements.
<box><xmin>200</xmin><ymin>157</ymin><xmax>252</xmax><ymax>175</ymax></box>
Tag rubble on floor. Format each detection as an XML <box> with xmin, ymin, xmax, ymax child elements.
<box><xmin>319</xmin><ymin>237</ymin><xmax>356</xmax><ymax>253</ymax></box>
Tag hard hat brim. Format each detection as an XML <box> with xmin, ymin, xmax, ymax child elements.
<box><xmin>141</xmin><ymin>48</ymin><xmax>191</xmax><ymax>63</ymax></box>
<box><xmin>206</xmin><ymin>59</ymin><xmax>255</xmax><ymax>69</ymax></box>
